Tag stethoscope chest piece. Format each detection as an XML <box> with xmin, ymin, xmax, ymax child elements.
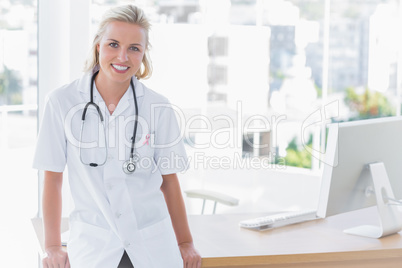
<box><xmin>123</xmin><ymin>158</ymin><xmax>136</xmax><ymax>174</ymax></box>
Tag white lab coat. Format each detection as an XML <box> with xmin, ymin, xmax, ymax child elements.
<box><xmin>33</xmin><ymin>73</ymin><xmax>188</xmax><ymax>268</ymax></box>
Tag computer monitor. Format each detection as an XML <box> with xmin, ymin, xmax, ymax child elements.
<box><xmin>317</xmin><ymin>116</ymin><xmax>402</xmax><ymax>238</ymax></box>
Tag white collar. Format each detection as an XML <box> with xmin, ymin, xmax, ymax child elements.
<box><xmin>77</xmin><ymin>72</ymin><xmax>145</xmax><ymax>99</ymax></box>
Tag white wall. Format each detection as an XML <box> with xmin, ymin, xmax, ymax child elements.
<box><xmin>227</xmin><ymin>25</ymin><xmax>271</xmax><ymax>115</ymax></box>
<box><xmin>144</xmin><ymin>24</ymin><xmax>209</xmax><ymax>110</ymax></box>
<box><xmin>37</xmin><ymin>0</ymin><xmax>91</xmax><ymax>218</ymax></box>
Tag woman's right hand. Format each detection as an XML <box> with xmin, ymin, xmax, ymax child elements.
<box><xmin>42</xmin><ymin>245</ymin><xmax>70</xmax><ymax>268</ymax></box>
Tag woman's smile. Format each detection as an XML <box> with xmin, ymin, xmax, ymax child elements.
<box><xmin>111</xmin><ymin>63</ymin><xmax>130</xmax><ymax>73</ymax></box>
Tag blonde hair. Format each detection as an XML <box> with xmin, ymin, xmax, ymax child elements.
<box><xmin>84</xmin><ymin>5</ymin><xmax>152</xmax><ymax>80</ymax></box>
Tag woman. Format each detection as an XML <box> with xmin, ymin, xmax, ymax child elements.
<box><xmin>33</xmin><ymin>5</ymin><xmax>201</xmax><ymax>268</ymax></box>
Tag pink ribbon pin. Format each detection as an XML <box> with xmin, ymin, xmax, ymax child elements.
<box><xmin>143</xmin><ymin>134</ymin><xmax>150</xmax><ymax>145</ymax></box>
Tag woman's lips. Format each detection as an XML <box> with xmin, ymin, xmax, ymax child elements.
<box><xmin>111</xmin><ymin>64</ymin><xmax>129</xmax><ymax>73</ymax></box>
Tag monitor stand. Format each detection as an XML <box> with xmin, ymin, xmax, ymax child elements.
<box><xmin>344</xmin><ymin>162</ymin><xmax>402</xmax><ymax>238</ymax></box>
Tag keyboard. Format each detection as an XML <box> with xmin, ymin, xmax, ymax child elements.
<box><xmin>239</xmin><ymin>210</ymin><xmax>318</xmax><ymax>230</ymax></box>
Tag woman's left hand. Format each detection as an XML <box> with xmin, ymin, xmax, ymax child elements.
<box><xmin>178</xmin><ymin>242</ymin><xmax>202</xmax><ymax>268</ymax></box>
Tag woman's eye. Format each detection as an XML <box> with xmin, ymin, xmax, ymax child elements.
<box><xmin>109</xmin><ymin>43</ymin><xmax>118</xmax><ymax>48</ymax></box>
<box><xmin>130</xmin><ymin>46</ymin><xmax>139</xmax><ymax>52</ymax></box>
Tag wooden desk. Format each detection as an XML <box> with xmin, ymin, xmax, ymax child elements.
<box><xmin>188</xmin><ymin>207</ymin><xmax>402</xmax><ymax>267</ymax></box>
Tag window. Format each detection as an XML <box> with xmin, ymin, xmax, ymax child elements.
<box><xmin>208</xmin><ymin>36</ymin><xmax>229</xmax><ymax>57</ymax></box>
<box><xmin>207</xmin><ymin>64</ymin><xmax>228</xmax><ymax>85</ymax></box>
<box><xmin>0</xmin><ymin>0</ymin><xmax>38</xmax><ymax>267</ymax></box>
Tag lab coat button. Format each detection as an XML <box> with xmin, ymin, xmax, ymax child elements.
<box><xmin>107</xmin><ymin>154</ymin><xmax>114</xmax><ymax>160</ymax></box>
<box><xmin>115</xmin><ymin>212</ymin><xmax>122</xmax><ymax>218</ymax></box>
<box><xmin>124</xmin><ymin>241</ymin><xmax>131</xmax><ymax>248</ymax></box>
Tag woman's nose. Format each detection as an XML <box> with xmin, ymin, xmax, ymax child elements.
<box><xmin>117</xmin><ymin>49</ymin><xmax>128</xmax><ymax>61</ymax></box>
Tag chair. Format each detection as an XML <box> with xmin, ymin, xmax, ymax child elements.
<box><xmin>184</xmin><ymin>189</ymin><xmax>239</xmax><ymax>214</ymax></box>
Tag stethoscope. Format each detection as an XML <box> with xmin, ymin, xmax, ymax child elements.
<box><xmin>79</xmin><ymin>71</ymin><xmax>139</xmax><ymax>174</ymax></box>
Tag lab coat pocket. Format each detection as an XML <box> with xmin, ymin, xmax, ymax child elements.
<box><xmin>140</xmin><ymin>217</ymin><xmax>183</xmax><ymax>268</ymax></box>
<box><xmin>68</xmin><ymin>221</ymin><xmax>113</xmax><ymax>267</ymax></box>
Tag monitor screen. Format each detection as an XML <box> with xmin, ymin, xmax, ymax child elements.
<box><xmin>317</xmin><ymin>116</ymin><xmax>402</xmax><ymax>220</ymax></box>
